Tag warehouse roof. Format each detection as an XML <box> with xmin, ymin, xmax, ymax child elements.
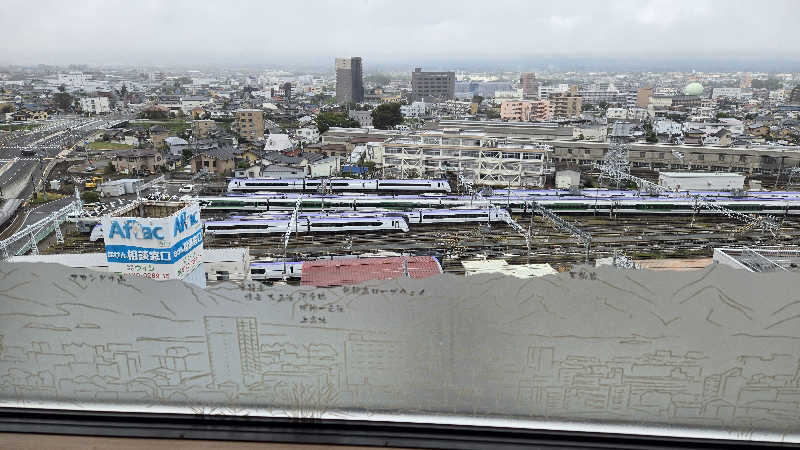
<box><xmin>461</xmin><ymin>259</ymin><xmax>557</xmax><ymax>278</ymax></box>
<box><xmin>300</xmin><ymin>256</ymin><xmax>442</xmax><ymax>287</ymax></box>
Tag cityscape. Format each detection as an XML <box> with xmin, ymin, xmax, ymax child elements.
<box><xmin>1</xmin><ymin>0</ymin><xmax>800</xmax><ymax>446</ymax></box>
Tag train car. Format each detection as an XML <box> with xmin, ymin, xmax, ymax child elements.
<box><xmin>249</xmin><ymin>261</ymin><xmax>303</xmax><ymax>280</ymax></box>
<box><xmin>227</xmin><ymin>178</ymin><xmax>451</xmax><ymax>194</ymax></box>
<box><xmin>196</xmin><ymin>193</ymin><xmax>800</xmax><ymax>216</ymax></box>
<box><xmin>205</xmin><ymin>215</ymin><xmax>409</xmax><ymax>235</ymax></box>
<box><xmin>376</xmin><ymin>179</ymin><xmax>451</xmax><ymax>193</ymax></box>
<box><xmin>391</xmin><ymin>208</ymin><xmax>511</xmax><ymax>224</ymax></box>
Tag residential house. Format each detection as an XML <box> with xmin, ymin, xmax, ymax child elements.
<box><xmin>264</xmin><ymin>133</ymin><xmax>293</xmax><ymax>152</ymax></box>
<box><xmin>747</xmin><ymin>123</ymin><xmax>769</xmax><ymax>137</ymax></box>
<box><xmin>190</xmin><ymin>107</ymin><xmax>207</xmax><ymax>120</ymax></box>
<box><xmin>234</xmin><ymin>165</ymin><xmax>262</xmax><ymax>178</ymax></box>
<box><xmin>238</xmin><ymin>148</ymin><xmax>262</xmax><ymax>164</ymax></box>
<box><xmin>295</xmin><ymin>127</ymin><xmax>320</xmax><ymax>144</ymax></box>
<box><xmin>164</xmin><ymin>136</ymin><xmax>189</xmax><ymax>157</ymax></box>
<box><xmin>304</xmin><ymin>143</ymin><xmax>349</xmax><ymax>158</ymax></box>
<box><xmin>149</xmin><ymin>125</ymin><xmax>170</xmax><ymax>149</ymax></box>
<box><xmin>308</xmin><ymin>156</ymin><xmax>341</xmax><ymax>177</ymax></box>
<box><xmin>260</xmin><ymin>164</ymin><xmax>306</xmax><ymax>179</ymax></box>
<box><xmin>112</xmin><ymin>149</ymin><xmax>165</xmax><ymax>174</ymax></box>
<box><xmin>191</xmin><ymin>145</ymin><xmax>238</xmax><ymax>175</ymax></box>
<box><xmin>192</xmin><ymin>119</ymin><xmax>217</xmax><ymax>139</ymax></box>
<box><xmin>684</xmin><ymin>129</ymin><xmax>706</xmax><ymax>146</ymax></box>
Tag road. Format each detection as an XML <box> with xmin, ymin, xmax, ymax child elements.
<box><xmin>0</xmin><ymin>116</ymin><xmax>122</xmax><ymax>201</ymax></box>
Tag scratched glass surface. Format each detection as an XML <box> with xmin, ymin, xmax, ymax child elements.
<box><xmin>1</xmin><ymin>262</ymin><xmax>798</xmax><ymax>443</ymax></box>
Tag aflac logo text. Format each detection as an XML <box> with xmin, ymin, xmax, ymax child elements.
<box><xmin>173</xmin><ymin>210</ymin><xmax>200</xmax><ymax>237</ymax></box>
<box><xmin>108</xmin><ymin>219</ymin><xmax>165</xmax><ymax>240</ymax></box>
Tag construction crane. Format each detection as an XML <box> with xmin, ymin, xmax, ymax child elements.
<box><xmin>458</xmin><ymin>169</ymin><xmax>593</xmax><ymax>262</ymax></box>
<box><xmin>527</xmin><ymin>200</ymin><xmax>592</xmax><ymax>263</ymax></box>
<box><xmin>282</xmin><ymin>195</ymin><xmax>303</xmax><ymax>257</ymax></box>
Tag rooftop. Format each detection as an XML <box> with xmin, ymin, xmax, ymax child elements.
<box><xmin>462</xmin><ymin>260</ymin><xmax>557</xmax><ymax>278</ymax></box>
<box><xmin>300</xmin><ymin>256</ymin><xmax>443</xmax><ymax>287</ymax></box>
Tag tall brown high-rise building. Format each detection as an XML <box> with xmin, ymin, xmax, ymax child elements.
<box><xmin>636</xmin><ymin>87</ymin><xmax>653</xmax><ymax>108</ymax></box>
<box><xmin>335</xmin><ymin>57</ymin><xmax>364</xmax><ymax>103</ymax></box>
<box><xmin>520</xmin><ymin>72</ymin><xmax>538</xmax><ymax>99</ymax></box>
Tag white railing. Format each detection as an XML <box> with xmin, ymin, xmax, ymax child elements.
<box><xmin>0</xmin><ymin>200</ymin><xmax>81</xmax><ymax>259</ymax></box>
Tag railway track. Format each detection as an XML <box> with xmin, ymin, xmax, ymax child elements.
<box><xmin>204</xmin><ymin>214</ymin><xmax>800</xmax><ymax>271</ymax></box>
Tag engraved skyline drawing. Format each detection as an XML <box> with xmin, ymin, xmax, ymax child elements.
<box><xmin>0</xmin><ymin>262</ymin><xmax>799</xmax><ymax>439</ymax></box>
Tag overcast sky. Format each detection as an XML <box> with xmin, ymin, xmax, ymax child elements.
<box><xmin>2</xmin><ymin>0</ymin><xmax>799</xmax><ymax>69</ymax></box>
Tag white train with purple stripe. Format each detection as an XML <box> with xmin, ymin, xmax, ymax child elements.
<box><xmin>227</xmin><ymin>178</ymin><xmax>451</xmax><ymax>193</ymax></box>
<box><xmin>224</xmin><ymin>208</ymin><xmax>510</xmax><ymax>225</ymax></box>
<box><xmin>204</xmin><ymin>215</ymin><xmax>409</xmax><ymax>235</ymax></box>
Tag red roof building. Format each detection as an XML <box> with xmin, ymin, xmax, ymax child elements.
<box><xmin>300</xmin><ymin>256</ymin><xmax>442</xmax><ymax>287</ymax></box>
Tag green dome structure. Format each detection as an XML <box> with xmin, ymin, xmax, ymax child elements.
<box><xmin>683</xmin><ymin>82</ymin><xmax>704</xmax><ymax>96</ymax></box>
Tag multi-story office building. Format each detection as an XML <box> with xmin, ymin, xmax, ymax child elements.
<box><xmin>335</xmin><ymin>57</ymin><xmax>364</xmax><ymax>103</ymax></box>
<box><xmin>520</xmin><ymin>72</ymin><xmax>538</xmax><ymax>99</ymax></box>
<box><xmin>411</xmin><ymin>68</ymin><xmax>455</xmax><ymax>102</ymax></box>
<box><xmin>376</xmin><ymin>130</ymin><xmax>554</xmax><ymax>187</ymax></box>
<box><xmin>233</xmin><ymin>109</ymin><xmax>264</xmax><ymax>141</ymax></box>
<box><xmin>549</xmin><ymin>91</ymin><xmax>582</xmax><ymax>118</ymax></box>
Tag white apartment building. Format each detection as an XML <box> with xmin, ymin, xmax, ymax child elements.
<box><xmin>295</xmin><ymin>127</ymin><xmax>320</xmax><ymax>144</ymax></box>
<box><xmin>653</xmin><ymin>119</ymin><xmax>683</xmax><ymax>135</ymax></box>
<box><xmin>606</xmin><ymin>107</ymin><xmax>652</xmax><ymax>121</ymax></box>
<box><xmin>375</xmin><ymin>130</ymin><xmax>554</xmax><ymax>187</ymax></box>
<box><xmin>400</xmin><ymin>101</ymin><xmax>429</xmax><ymax>118</ymax></box>
<box><xmin>79</xmin><ymin>97</ymin><xmax>111</xmax><ymax>114</ymax></box>
<box><xmin>712</xmin><ymin>87</ymin><xmax>743</xmax><ymax>100</ymax></box>
<box><xmin>579</xmin><ymin>85</ymin><xmax>626</xmax><ymax>105</ymax></box>
<box><xmin>538</xmin><ymin>84</ymin><xmax>569</xmax><ymax>99</ymax></box>
<box><xmin>58</xmin><ymin>72</ymin><xmax>88</xmax><ymax>87</ymax></box>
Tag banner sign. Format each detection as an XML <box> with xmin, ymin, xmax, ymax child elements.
<box><xmin>101</xmin><ymin>203</ymin><xmax>203</xmax><ymax>280</ymax></box>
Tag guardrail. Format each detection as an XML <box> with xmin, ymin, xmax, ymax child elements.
<box><xmin>0</xmin><ymin>200</ymin><xmax>81</xmax><ymax>259</ymax></box>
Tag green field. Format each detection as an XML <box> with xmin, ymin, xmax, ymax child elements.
<box><xmin>87</xmin><ymin>141</ymin><xmax>132</xmax><ymax>150</ymax></box>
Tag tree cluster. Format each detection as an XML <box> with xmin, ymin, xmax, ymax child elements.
<box><xmin>315</xmin><ymin>112</ymin><xmax>360</xmax><ymax>133</ymax></box>
<box><xmin>53</xmin><ymin>84</ymin><xmax>73</xmax><ymax>111</ymax></box>
<box><xmin>371</xmin><ymin>103</ymin><xmax>403</xmax><ymax>130</ymax></box>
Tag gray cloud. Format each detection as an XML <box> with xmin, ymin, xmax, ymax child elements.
<box><xmin>1</xmin><ymin>0</ymin><xmax>798</xmax><ymax>67</ymax></box>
